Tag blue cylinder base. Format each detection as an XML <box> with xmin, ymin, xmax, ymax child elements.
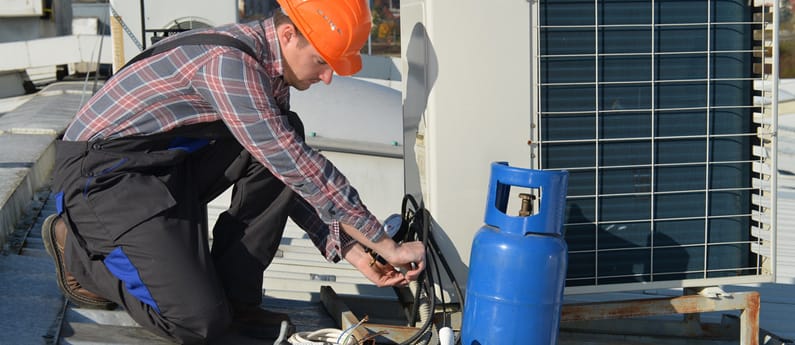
<box><xmin>463</xmin><ymin>297</ymin><xmax>560</xmax><ymax>345</ymax></box>
<box><xmin>461</xmin><ymin>163</ymin><xmax>569</xmax><ymax>345</ymax></box>
<box><xmin>461</xmin><ymin>228</ymin><xmax>567</xmax><ymax>345</ymax></box>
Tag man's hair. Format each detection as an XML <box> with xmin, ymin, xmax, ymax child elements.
<box><xmin>273</xmin><ymin>8</ymin><xmax>308</xmax><ymax>47</ymax></box>
<box><xmin>273</xmin><ymin>9</ymin><xmax>292</xmax><ymax>28</ymax></box>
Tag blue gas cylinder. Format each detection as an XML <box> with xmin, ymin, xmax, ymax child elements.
<box><xmin>461</xmin><ymin>162</ymin><xmax>569</xmax><ymax>345</ymax></box>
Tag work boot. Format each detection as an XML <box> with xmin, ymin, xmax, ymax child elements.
<box><xmin>231</xmin><ymin>302</ymin><xmax>294</xmax><ymax>340</ymax></box>
<box><xmin>41</xmin><ymin>214</ymin><xmax>117</xmax><ymax>310</ymax></box>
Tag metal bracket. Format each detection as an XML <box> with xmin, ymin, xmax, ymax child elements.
<box><xmin>320</xmin><ymin>285</ymin><xmax>434</xmax><ymax>344</ymax></box>
<box><xmin>561</xmin><ymin>291</ymin><xmax>761</xmax><ymax>345</ymax></box>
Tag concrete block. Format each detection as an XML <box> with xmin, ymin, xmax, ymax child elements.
<box><xmin>0</xmin><ymin>82</ymin><xmax>86</xmax><ymax>249</ymax></box>
<box><xmin>66</xmin><ymin>308</ymin><xmax>140</xmax><ymax>327</ymax></box>
<box><xmin>0</xmin><ymin>167</ymin><xmax>30</xmax><ymax>244</ymax></box>
<box><xmin>0</xmin><ymin>93</ymin><xmax>35</xmax><ymax>114</ymax></box>
<box><xmin>0</xmin><ymin>133</ymin><xmax>55</xmax><ymax>246</ymax></box>
<box><xmin>0</xmin><ymin>82</ymin><xmax>92</xmax><ymax>135</ymax></box>
<box><xmin>73</xmin><ymin>17</ymin><xmax>99</xmax><ymax>35</ymax></box>
<box><xmin>27</xmin><ymin>36</ymin><xmax>82</xmax><ymax>68</ymax></box>
<box><xmin>0</xmin><ymin>71</ymin><xmax>28</xmax><ymax>98</ymax></box>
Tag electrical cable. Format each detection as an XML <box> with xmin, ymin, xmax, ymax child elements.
<box><xmin>337</xmin><ymin>316</ymin><xmax>368</xmax><ymax>345</ymax></box>
<box><xmin>397</xmin><ymin>194</ymin><xmax>444</xmax><ymax>345</ymax></box>
<box><xmin>292</xmin><ymin>194</ymin><xmax>464</xmax><ymax>345</ymax></box>
<box><xmin>430</xmin><ymin>223</ymin><xmax>446</xmax><ymax>326</ymax></box>
<box><xmin>395</xmin><ymin>194</ymin><xmax>465</xmax><ymax>345</ymax></box>
<box><xmin>92</xmin><ymin>7</ymin><xmax>109</xmax><ymax>95</ymax></box>
<box><xmin>428</xmin><ymin>230</ymin><xmax>465</xmax><ymax>309</ymax></box>
<box><xmin>396</xmin><ymin>196</ymin><xmax>428</xmax><ymax>343</ymax></box>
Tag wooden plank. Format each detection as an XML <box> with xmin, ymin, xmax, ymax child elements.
<box><xmin>319</xmin><ymin>286</ymin><xmax>430</xmax><ymax>344</ymax></box>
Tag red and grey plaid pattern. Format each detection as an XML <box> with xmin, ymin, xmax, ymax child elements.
<box><xmin>64</xmin><ymin>18</ymin><xmax>384</xmax><ymax>262</ymax></box>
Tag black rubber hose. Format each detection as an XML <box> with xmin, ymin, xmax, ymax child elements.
<box><xmin>427</xmin><ymin>230</ymin><xmax>465</xmax><ymax>307</ymax></box>
<box><xmin>398</xmin><ymin>193</ymin><xmax>470</xmax><ymax>345</ymax></box>
<box><xmin>400</xmin><ymin>240</ymin><xmax>435</xmax><ymax>344</ymax></box>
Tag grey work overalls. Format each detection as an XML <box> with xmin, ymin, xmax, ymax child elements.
<box><xmin>53</xmin><ymin>115</ymin><xmax>306</xmax><ymax>343</ymax></box>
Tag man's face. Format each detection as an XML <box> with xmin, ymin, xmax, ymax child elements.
<box><xmin>280</xmin><ymin>26</ymin><xmax>334</xmax><ymax>91</ymax></box>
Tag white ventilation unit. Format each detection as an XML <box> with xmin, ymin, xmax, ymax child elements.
<box><xmin>401</xmin><ymin>0</ymin><xmax>778</xmax><ymax>294</ymax></box>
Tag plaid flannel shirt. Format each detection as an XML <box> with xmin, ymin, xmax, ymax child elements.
<box><xmin>63</xmin><ymin>18</ymin><xmax>384</xmax><ymax>262</ymax></box>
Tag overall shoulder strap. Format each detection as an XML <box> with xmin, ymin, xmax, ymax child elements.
<box><xmin>118</xmin><ymin>33</ymin><xmax>258</xmax><ymax>72</ymax></box>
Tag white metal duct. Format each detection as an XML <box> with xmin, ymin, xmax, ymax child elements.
<box><xmin>288</xmin><ymin>76</ymin><xmax>405</xmax><ymax>222</ymax></box>
<box><xmin>400</xmin><ymin>0</ymin><xmax>534</xmax><ymax>291</ymax></box>
<box><xmin>0</xmin><ymin>0</ymin><xmax>43</xmax><ymax>17</ymax></box>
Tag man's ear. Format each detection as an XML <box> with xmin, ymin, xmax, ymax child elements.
<box><xmin>276</xmin><ymin>23</ymin><xmax>298</xmax><ymax>46</ymax></box>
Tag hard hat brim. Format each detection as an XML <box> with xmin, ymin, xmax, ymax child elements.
<box><xmin>328</xmin><ymin>54</ymin><xmax>362</xmax><ymax>76</ymax></box>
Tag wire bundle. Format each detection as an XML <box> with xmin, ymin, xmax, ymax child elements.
<box><xmin>287</xmin><ymin>194</ymin><xmax>464</xmax><ymax>345</ymax></box>
<box><xmin>395</xmin><ymin>195</ymin><xmax>464</xmax><ymax>345</ymax></box>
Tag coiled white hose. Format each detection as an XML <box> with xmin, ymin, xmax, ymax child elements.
<box><xmin>286</xmin><ymin>328</ymin><xmax>358</xmax><ymax>345</ymax></box>
<box><xmin>287</xmin><ymin>313</ymin><xmax>369</xmax><ymax>345</ymax></box>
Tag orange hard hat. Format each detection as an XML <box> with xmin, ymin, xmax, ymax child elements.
<box><xmin>276</xmin><ymin>0</ymin><xmax>372</xmax><ymax>76</ymax></box>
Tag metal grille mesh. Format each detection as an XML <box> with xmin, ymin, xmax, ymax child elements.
<box><xmin>534</xmin><ymin>0</ymin><xmax>777</xmax><ymax>292</ymax></box>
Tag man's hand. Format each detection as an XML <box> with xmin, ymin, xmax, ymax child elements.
<box><xmin>343</xmin><ymin>243</ymin><xmax>410</xmax><ymax>287</ymax></box>
<box><xmin>383</xmin><ymin>241</ymin><xmax>426</xmax><ymax>281</ymax></box>
<box><xmin>339</xmin><ymin>223</ymin><xmax>426</xmax><ymax>281</ymax></box>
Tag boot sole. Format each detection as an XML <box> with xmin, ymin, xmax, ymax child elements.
<box><xmin>42</xmin><ymin>214</ymin><xmax>117</xmax><ymax>310</ymax></box>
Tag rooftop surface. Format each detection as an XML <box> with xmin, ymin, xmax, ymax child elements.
<box><xmin>0</xmin><ymin>81</ymin><xmax>794</xmax><ymax>344</ymax></box>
